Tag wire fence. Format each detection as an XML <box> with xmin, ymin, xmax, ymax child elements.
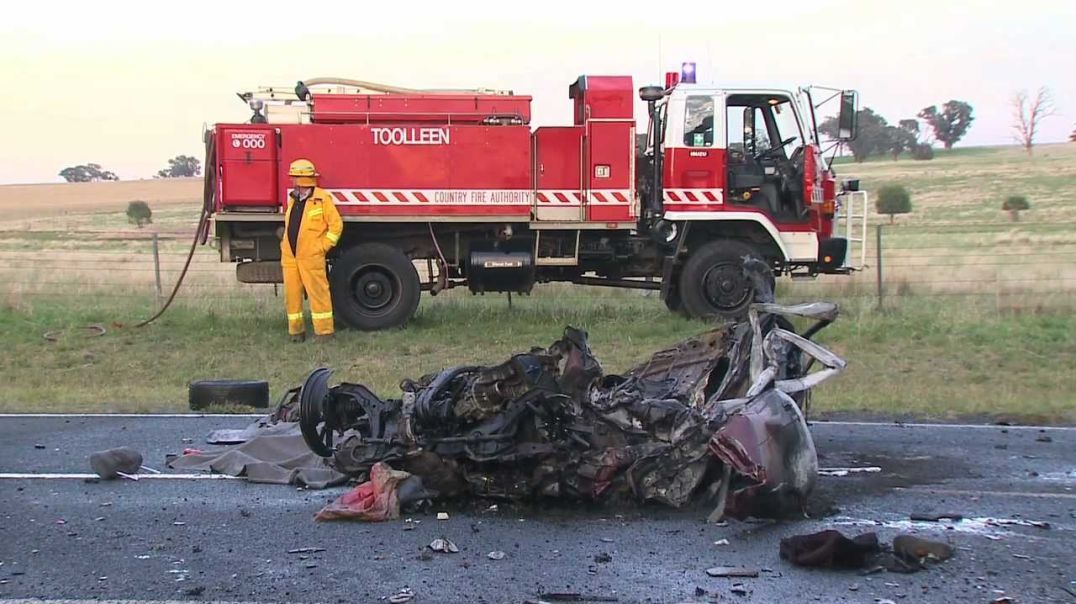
<box><xmin>3</xmin><ymin>221</ymin><xmax>1075</xmax><ymax>312</ymax></box>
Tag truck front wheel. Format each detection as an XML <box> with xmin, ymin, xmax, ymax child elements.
<box><xmin>678</xmin><ymin>240</ymin><xmax>762</xmax><ymax>319</ymax></box>
<box><xmin>330</xmin><ymin>243</ymin><xmax>420</xmax><ymax>331</ymax></box>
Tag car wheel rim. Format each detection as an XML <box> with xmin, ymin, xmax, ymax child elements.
<box><xmin>353</xmin><ymin>268</ymin><xmax>397</xmax><ymax>312</ymax></box>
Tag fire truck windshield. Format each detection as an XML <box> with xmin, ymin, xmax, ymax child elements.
<box><xmin>770</xmin><ymin>100</ymin><xmax>804</xmax><ymax>157</ymax></box>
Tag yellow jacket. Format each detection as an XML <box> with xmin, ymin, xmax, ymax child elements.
<box><xmin>281</xmin><ymin>187</ymin><xmax>343</xmax><ymax>259</ymax></box>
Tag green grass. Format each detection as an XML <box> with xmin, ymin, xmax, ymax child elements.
<box><xmin>1</xmin><ymin>288</ymin><xmax>1073</xmax><ymax>423</ymax></box>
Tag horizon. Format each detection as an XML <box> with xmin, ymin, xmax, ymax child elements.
<box><xmin>4</xmin><ymin>0</ymin><xmax>1074</xmax><ymax>184</ymax></box>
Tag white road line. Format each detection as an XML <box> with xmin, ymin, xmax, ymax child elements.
<box><xmin>0</xmin><ymin>413</ymin><xmax>264</xmax><ymax>418</ymax></box>
<box><xmin>813</xmin><ymin>420</ymin><xmax>1076</xmax><ymax>431</ymax></box>
<box><xmin>896</xmin><ymin>486</ymin><xmax>1076</xmax><ymax>500</ymax></box>
<box><xmin>0</xmin><ymin>473</ymin><xmax>241</xmax><ymax>480</ymax></box>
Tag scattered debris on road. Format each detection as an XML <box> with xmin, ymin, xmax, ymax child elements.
<box><xmin>705</xmin><ymin>566</ymin><xmax>759</xmax><ymax>578</ymax></box>
<box><xmin>487</xmin><ymin>550</ymin><xmax>506</xmax><ymax>560</ymax></box>
<box><xmin>780</xmin><ymin>530</ymin><xmax>881</xmax><ymax>568</ymax></box>
<box><xmin>89</xmin><ymin>446</ymin><xmax>143</xmax><ymax>480</ymax></box>
<box><xmin>892</xmin><ymin>535</ymin><xmax>954</xmax><ymax>567</ymax></box>
<box><xmin>286</xmin><ymin>547</ymin><xmax>325</xmax><ymax>555</ymax></box>
<box><xmin>985</xmin><ymin>517</ymin><xmax>1051</xmax><ymax>530</ymax></box>
<box><xmin>388</xmin><ymin>587</ymin><xmax>415</xmax><ymax>603</ymax></box>
<box><xmin>423</xmin><ymin>536</ymin><xmax>458</xmax><ymax>551</ymax></box>
<box><xmin>534</xmin><ymin>593</ymin><xmax>619</xmax><ymax>602</ymax></box>
<box><xmin>818</xmin><ymin>466</ymin><xmax>882</xmax><ymax>477</ymax></box>
<box><xmin>780</xmin><ymin>529</ymin><xmax>957</xmax><ymax>574</ymax></box>
<box><xmin>910</xmin><ymin>512</ymin><xmax>964</xmax><ymax>522</ymax></box>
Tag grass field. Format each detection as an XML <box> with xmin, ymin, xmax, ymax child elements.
<box><xmin>0</xmin><ymin>145</ymin><xmax>1074</xmax><ymax>422</ymax></box>
<box><xmin>0</xmin><ymin>178</ymin><xmax>201</xmax><ymax>224</ymax></box>
<box><xmin>834</xmin><ymin>144</ymin><xmax>1076</xmax><ymax>224</ymax></box>
<box><xmin>2</xmin><ymin>289</ymin><xmax>1074</xmax><ymax>423</ymax></box>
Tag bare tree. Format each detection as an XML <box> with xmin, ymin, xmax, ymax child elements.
<box><xmin>1011</xmin><ymin>87</ymin><xmax>1056</xmax><ymax>155</ymax></box>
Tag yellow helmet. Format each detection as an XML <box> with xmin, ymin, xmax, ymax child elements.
<box><xmin>288</xmin><ymin>159</ymin><xmax>318</xmax><ymax>178</ymax></box>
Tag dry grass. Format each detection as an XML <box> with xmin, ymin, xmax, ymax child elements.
<box><xmin>836</xmin><ymin>143</ymin><xmax>1076</xmax><ymax>225</ymax></box>
<box><xmin>0</xmin><ymin>178</ymin><xmax>201</xmax><ymax>225</ymax></box>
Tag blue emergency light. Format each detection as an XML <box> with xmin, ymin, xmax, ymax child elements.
<box><xmin>680</xmin><ymin>62</ymin><xmax>696</xmax><ymax>84</ymax></box>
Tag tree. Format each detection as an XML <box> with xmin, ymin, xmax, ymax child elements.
<box><xmin>156</xmin><ymin>155</ymin><xmax>202</xmax><ymax>178</ymax></box>
<box><xmin>918</xmin><ymin>101</ymin><xmax>974</xmax><ymax>150</ymax></box>
<box><xmin>1002</xmin><ymin>195</ymin><xmax>1030</xmax><ymax>222</ymax></box>
<box><xmin>59</xmin><ymin>163</ymin><xmax>119</xmax><ymax>183</ymax></box>
<box><xmin>819</xmin><ymin>107</ymin><xmax>890</xmax><ymax>162</ymax></box>
<box><xmin>1070</xmin><ymin>125</ymin><xmax>1076</xmax><ymax>143</ymax></box>
<box><xmin>883</xmin><ymin>124</ymin><xmax>918</xmax><ymax>160</ymax></box>
<box><xmin>126</xmin><ymin>200</ymin><xmax>153</xmax><ymax>228</ymax></box>
<box><xmin>895</xmin><ymin>118</ymin><xmax>935</xmax><ymax>160</ymax></box>
<box><xmin>1011</xmin><ymin>88</ymin><xmax>1056</xmax><ymax>155</ymax></box>
<box><xmin>875</xmin><ymin>185</ymin><xmax>912</xmax><ymax>223</ymax></box>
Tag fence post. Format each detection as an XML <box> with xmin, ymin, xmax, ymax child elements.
<box><xmin>152</xmin><ymin>233</ymin><xmax>163</xmax><ymax>307</ymax></box>
<box><xmin>875</xmin><ymin>224</ymin><xmax>884</xmax><ymax>311</ymax></box>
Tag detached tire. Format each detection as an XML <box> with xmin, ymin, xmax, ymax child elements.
<box><xmin>189</xmin><ymin>380</ymin><xmax>269</xmax><ymax>410</ymax></box>
<box><xmin>678</xmin><ymin>240</ymin><xmax>763</xmax><ymax>320</ymax></box>
<box><xmin>330</xmin><ymin>242</ymin><xmax>420</xmax><ymax>331</ymax></box>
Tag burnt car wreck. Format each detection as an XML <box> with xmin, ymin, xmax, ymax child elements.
<box><xmin>291</xmin><ymin>275</ymin><xmax>846</xmax><ymax>522</ymax></box>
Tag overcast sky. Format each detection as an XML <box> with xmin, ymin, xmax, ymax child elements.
<box><xmin>3</xmin><ymin>0</ymin><xmax>1073</xmax><ymax>184</ymax></box>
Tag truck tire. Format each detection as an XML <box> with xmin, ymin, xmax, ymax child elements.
<box><xmin>678</xmin><ymin>240</ymin><xmax>763</xmax><ymax>319</ymax></box>
<box><xmin>189</xmin><ymin>380</ymin><xmax>269</xmax><ymax>410</ymax></box>
<box><xmin>330</xmin><ymin>243</ymin><xmax>420</xmax><ymax>331</ymax></box>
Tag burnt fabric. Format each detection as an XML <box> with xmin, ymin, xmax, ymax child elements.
<box><xmin>779</xmin><ymin>530</ymin><xmax>881</xmax><ymax>568</ymax></box>
<box><xmin>314</xmin><ymin>462</ymin><xmax>413</xmax><ymax>522</ymax></box>
<box><xmin>168</xmin><ymin>423</ymin><xmax>347</xmax><ymax>489</ymax></box>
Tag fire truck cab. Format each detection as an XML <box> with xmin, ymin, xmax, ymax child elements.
<box><xmin>204</xmin><ymin>71</ymin><xmax>864</xmax><ymax>330</ymax></box>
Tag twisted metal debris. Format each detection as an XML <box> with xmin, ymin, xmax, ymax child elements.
<box><xmin>294</xmin><ymin>265</ymin><xmax>845</xmax><ymax>520</ymax></box>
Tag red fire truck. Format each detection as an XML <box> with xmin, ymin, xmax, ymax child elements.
<box><xmin>203</xmin><ymin>70</ymin><xmax>864</xmax><ymax>330</ymax></box>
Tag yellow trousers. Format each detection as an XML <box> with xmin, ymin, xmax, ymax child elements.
<box><xmin>282</xmin><ymin>251</ymin><xmax>334</xmax><ymax>336</ymax></box>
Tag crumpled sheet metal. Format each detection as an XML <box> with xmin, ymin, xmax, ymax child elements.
<box><xmin>279</xmin><ymin>297</ymin><xmax>846</xmax><ymax>519</ymax></box>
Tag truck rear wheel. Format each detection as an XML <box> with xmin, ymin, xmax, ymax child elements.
<box><xmin>678</xmin><ymin>240</ymin><xmax>761</xmax><ymax>319</ymax></box>
<box><xmin>330</xmin><ymin>243</ymin><xmax>420</xmax><ymax>331</ymax></box>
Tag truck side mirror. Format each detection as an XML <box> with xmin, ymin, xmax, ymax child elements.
<box><xmin>638</xmin><ymin>86</ymin><xmax>665</xmax><ymax>102</ymax></box>
<box><xmin>838</xmin><ymin>91</ymin><xmax>858</xmax><ymax>141</ymax></box>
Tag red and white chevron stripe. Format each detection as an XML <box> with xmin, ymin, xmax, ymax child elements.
<box><xmin>534</xmin><ymin>190</ymin><xmax>582</xmax><ymax>205</ymax></box>
<box><xmin>663</xmin><ymin>189</ymin><xmax>724</xmax><ymax>204</ymax></box>
<box><xmin>535</xmin><ymin>190</ymin><xmax>633</xmax><ymax>205</ymax></box>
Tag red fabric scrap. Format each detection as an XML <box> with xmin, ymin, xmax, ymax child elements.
<box><xmin>314</xmin><ymin>462</ymin><xmax>412</xmax><ymax>522</ymax></box>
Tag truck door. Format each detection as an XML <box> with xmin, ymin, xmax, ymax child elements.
<box><xmin>217</xmin><ymin>126</ymin><xmax>279</xmax><ymax>209</ymax></box>
<box><xmin>662</xmin><ymin>92</ymin><xmax>726</xmax><ymax>212</ymax></box>
<box><xmin>533</xmin><ymin>127</ymin><xmax>585</xmax><ymax>221</ymax></box>
<box><xmin>584</xmin><ymin>120</ymin><xmax>635</xmax><ymax>222</ymax></box>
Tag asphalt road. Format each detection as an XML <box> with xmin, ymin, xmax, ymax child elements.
<box><xmin>0</xmin><ymin>415</ymin><xmax>1073</xmax><ymax>604</ymax></box>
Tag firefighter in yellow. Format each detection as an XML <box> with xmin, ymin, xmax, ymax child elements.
<box><xmin>281</xmin><ymin>159</ymin><xmax>342</xmax><ymax>341</ymax></box>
